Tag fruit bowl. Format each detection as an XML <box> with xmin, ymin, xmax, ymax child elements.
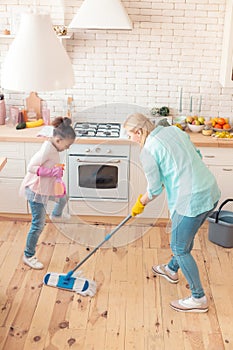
<box><xmin>187</xmin><ymin>124</ymin><xmax>205</xmax><ymax>133</ymax></box>
<box><xmin>173</xmin><ymin>117</ymin><xmax>186</xmax><ymax>130</ymax></box>
<box><xmin>213</xmin><ymin>126</ymin><xmax>232</xmax><ymax>132</ymax></box>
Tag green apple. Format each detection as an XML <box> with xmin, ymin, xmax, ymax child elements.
<box><xmin>194</xmin><ymin>120</ymin><xmax>201</xmax><ymax>125</ymax></box>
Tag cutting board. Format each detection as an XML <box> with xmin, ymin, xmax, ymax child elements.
<box><xmin>25</xmin><ymin>92</ymin><xmax>42</xmax><ymax>119</ymax></box>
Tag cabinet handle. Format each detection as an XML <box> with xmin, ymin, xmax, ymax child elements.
<box><xmin>204</xmin><ymin>155</ymin><xmax>215</xmax><ymax>158</ymax></box>
<box><xmin>222</xmin><ymin>168</ymin><xmax>232</xmax><ymax>171</ymax></box>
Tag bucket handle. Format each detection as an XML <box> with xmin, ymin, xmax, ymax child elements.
<box><xmin>215</xmin><ymin>199</ymin><xmax>233</xmax><ymax>223</ymax></box>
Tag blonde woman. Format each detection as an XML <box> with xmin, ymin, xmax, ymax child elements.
<box><xmin>124</xmin><ymin>113</ymin><xmax>220</xmax><ymax>313</ymax></box>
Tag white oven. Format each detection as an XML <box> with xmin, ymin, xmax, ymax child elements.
<box><xmin>68</xmin><ymin>143</ymin><xmax>130</xmax><ymax>202</ymax></box>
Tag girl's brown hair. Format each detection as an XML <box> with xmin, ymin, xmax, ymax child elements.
<box><xmin>52</xmin><ymin>117</ymin><xmax>76</xmax><ymax>140</ymax></box>
<box><xmin>123</xmin><ymin>113</ymin><xmax>155</xmax><ymax>147</ymax></box>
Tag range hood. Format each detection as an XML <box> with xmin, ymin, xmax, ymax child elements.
<box><xmin>68</xmin><ymin>0</ymin><xmax>132</xmax><ymax>30</ymax></box>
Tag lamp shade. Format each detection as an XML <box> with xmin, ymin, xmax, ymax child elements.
<box><xmin>1</xmin><ymin>12</ymin><xmax>74</xmax><ymax>92</ymax></box>
<box><xmin>69</xmin><ymin>0</ymin><xmax>132</xmax><ymax>30</ymax></box>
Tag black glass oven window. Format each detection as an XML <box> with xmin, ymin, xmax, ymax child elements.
<box><xmin>79</xmin><ymin>165</ymin><xmax>118</xmax><ymax>189</ymax></box>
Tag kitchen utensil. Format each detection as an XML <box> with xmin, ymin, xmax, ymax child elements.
<box><xmin>26</xmin><ymin>92</ymin><xmax>42</xmax><ymax>119</ymax></box>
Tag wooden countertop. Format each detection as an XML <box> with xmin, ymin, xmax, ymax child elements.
<box><xmin>0</xmin><ymin>125</ymin><xmax>130</xmax><ymax>145</ymax></box>
<box><xmin>187</xmin><ymin>130</ymin><xmax>233</xmax><ymax>148</ymax></box>
<box><xmin>0</xmin><ymin>125</ymin><xmax>232</xmax><ymax>148</ymax></box>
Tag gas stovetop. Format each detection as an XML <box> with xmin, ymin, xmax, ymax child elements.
<box><xmin>74</xmin><ymin>122</ymin><xmax>121</xmax><ymax>138</ymax></box>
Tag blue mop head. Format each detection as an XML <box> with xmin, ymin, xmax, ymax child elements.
<box><xmin>43</xmin><ymin>272</ymin><xmax>96</xmax><ymax>297</ymax></box>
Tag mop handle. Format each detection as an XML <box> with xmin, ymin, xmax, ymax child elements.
<box><xmin>71</xmin><ymin>214</ymin><xmax>132</xmax><ymax>274</ymax></box>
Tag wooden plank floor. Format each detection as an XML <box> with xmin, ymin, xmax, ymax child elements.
<box><xmin>0</xmin><ymin>215</ymin><xmax>233</xmax><ymax>350</ymax></box>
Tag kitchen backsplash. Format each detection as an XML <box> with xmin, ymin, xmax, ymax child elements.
<box><xmin>72</xmin><ymin>103</ymin><xmax>151</xmax><ymax>124</ymax></box>
<box><xmin>0</xmin><ymin>1</ymin><xmax>233</xmax><ymax>125</ymax></box>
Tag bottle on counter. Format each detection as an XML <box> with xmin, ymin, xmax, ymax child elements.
<box><xmin>41</xmin><ymin>101</ymin><xmax>50</xmax><ymax>125</ymax></box>
<box><xmin>63</xmin><ymin>96</ymin><xmax>73</xmax><ymax>123</ymax></box>
<box><xmin>18</xmin><ymin>109</ymin><xmax>24</xmax><ymax>124</ymax></box>
<box><xmin>0</xmin><ymin>94</ymin><xmax>6</xmax><ymax>125</ymax></box>
<box><xmin>7</xmin><ymin>106</ymin><xmax>19</xmax><ymax>127</ymax></box>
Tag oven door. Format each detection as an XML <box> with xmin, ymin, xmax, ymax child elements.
<box><xmin>68</xmin><ymin>155</ymin><xmax>129</xmax><ymax>201</ymax></box>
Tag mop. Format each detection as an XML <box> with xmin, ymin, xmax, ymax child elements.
<box><xmin>43</xmin><ymin>214</ymin><xmax>132</xmax><ymax>296</ymax></box>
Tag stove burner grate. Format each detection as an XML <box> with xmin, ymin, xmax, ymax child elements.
<box><xmin>74</xmin><ymin>122</ymin><xmax>121</xmax><ymax>138</ymax></box>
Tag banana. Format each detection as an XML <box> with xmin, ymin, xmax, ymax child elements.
<box><xmin>26</xmin><ymin>118</ymin><xmax>44</xmax><ymax>128</ymax></box>
<box><xmin>214</xmin><ymin>131</ymin><xmax>233</xmax><ymax>139</ymax></box>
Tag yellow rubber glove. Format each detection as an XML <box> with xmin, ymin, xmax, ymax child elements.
<box><xmin>131</xmin><ymin>194</ymin><xmax>145</xmax><ymax>217</ymax></box>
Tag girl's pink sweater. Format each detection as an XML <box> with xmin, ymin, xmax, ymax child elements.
<box><xmin>20</xmin><ymin>140</ymin><xmax>60</xmax><ymax>198</ymax></box>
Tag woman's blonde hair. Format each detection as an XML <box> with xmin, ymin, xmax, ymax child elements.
<box><xmin>123</xmin><ymin>113</ymin><xmax>155</xmax><ymax>147</ymax></box>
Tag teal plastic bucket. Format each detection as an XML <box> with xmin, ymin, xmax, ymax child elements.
<box><xmin>207</xmin><ymin>199</ymin><xmax>233</xmax><ymax>248</ymax></box>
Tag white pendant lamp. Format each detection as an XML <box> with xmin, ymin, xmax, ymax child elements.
<box><xmin>69</xmin><ymin>0</ymin><xmax>132</xmax><ymax>30</ymax></box>
<box><xmin>1</xmin><ymin>12</ymin><xmax>74</xmax><ymax>92</ymax></box>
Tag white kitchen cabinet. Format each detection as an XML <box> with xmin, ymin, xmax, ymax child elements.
<box><xmin>0</xmin><ymin>178</ymin><xmax>27</xmax><ymax>213</ymax></box>
<box><xmin>0</xmin><ymin>141</ymin><xmax>56</xmax><ymax>214</ymax></box>
<box><xmin>199</xmin><ymin>147</ymin><xmax>233</xmax><ymax>211</ymax></box>
<box><xmin>129</xmin><ymin>143</ymin><xmax>169</xmax><ymax>219</ymax></box>
<box><xmin>0</xmin><ymin>138</ymin><xmax>232</xmax><ymax>218</ymax></box>
<box><xmin>0</xmin><ymin>142</ymin><xmax>27</xmax><ymax>213</ymax></box>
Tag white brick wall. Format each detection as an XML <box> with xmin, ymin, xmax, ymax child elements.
<box><xmin>1</xmin><ymin>0</ymin><xmax>233</xmax><ymax>123</ymax></box>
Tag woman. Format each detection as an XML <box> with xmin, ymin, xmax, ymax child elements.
<box><xmin>124</xmin><ymin>113</ymin><xmax>220</xmax><ymax>313</ymax></box>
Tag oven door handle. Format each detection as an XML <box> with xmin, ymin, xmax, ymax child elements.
<box><xmin>76</xmin><ymin>159</ymin><xmax>121</xmax><ymax>164</ymax></box>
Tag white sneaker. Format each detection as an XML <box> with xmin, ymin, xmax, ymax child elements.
<box><xmin>23</xmin><ymin>255</ymin><xmax>44</xmax><ymax>270</ymax></box>
<box><xmin>170</xmin><ymin>295</ymin><xmax>208</xmax><ymax>313</ymax></box>
<box><xmin>152</xmin><ymin>264</ymin><xmax>179</xmax><ymax>284</ymax></box>
<box><xmin>49</xmin><ymin>212</ymin><xmax>71</xmax><ymax>222</ymax></box>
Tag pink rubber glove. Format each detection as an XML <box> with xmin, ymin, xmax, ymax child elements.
<box><xmin>37</xmin><ymin>166</ymin><xmax>63</xmax><ymax>178</ymax></box>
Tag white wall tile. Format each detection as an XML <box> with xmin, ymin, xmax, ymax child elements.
<box><xmin>0</xmin><ymin>0</ymin><xmax>232</xmax><ymax>123</ymax></box>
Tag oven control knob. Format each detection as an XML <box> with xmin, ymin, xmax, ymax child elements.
<box><xmin>95</xmin><ymin>147</ymin><xmax>101</xmax><ymax>153</ymax></box>
<box><xmin>85</xmin><ymin>148</ymin><xmax>91</xmax><ymax>153</ymax></box>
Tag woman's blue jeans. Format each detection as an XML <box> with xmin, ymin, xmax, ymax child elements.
<box><xmin>24</xmin><ymin>197</ymin><xmax>67</xmax><ymax>258</ymax></box>
<box><xmin>167</xmin><ymin>204</ymin><xmax>218</xmax><ymax>299</ymax></box>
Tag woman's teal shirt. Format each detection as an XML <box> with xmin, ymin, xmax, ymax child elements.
<box><xmin>140</xmin><ymin>126</ymin><xmax>221</xmax><ymax>217</ymax></box>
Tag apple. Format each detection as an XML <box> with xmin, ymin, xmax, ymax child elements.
<box><xmin>186</xmin><ymin>116</ymin><xmax>194</xmax><ymax>124</ymax></box>
<box><xmin>194</xmin><ymin>120</ymin><xmax>201</xmax><ymax>125</ymax></box>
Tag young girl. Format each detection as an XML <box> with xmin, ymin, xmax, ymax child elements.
<box><xmin>20</xmin><ymin>117</ymin><xmax>76</xmax><ymax>270</ymax></box>
<box><xmin>124</xmin><ymin>113</ymin><xmax>220</xmax><ymax>313</ymax></box>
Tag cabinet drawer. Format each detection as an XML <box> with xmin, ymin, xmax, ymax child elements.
<box><xmin>0</xmin><ymin>142</ymin><xmax>25</xmax><ymax>158</ymax></box>
<box><xmin>199</xmin><ymin>147</ymin><xmax>233</xmax><ymax>166</ymax></box>
<box><xmin>0</xmin><ymin>159</ymin><xmax>25</xmax><ymax>178</ymax></box>
<box><xmin>0</xmin><ymin>178</ymin><xmax>28</xmax><ymax>213</ymax></box>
